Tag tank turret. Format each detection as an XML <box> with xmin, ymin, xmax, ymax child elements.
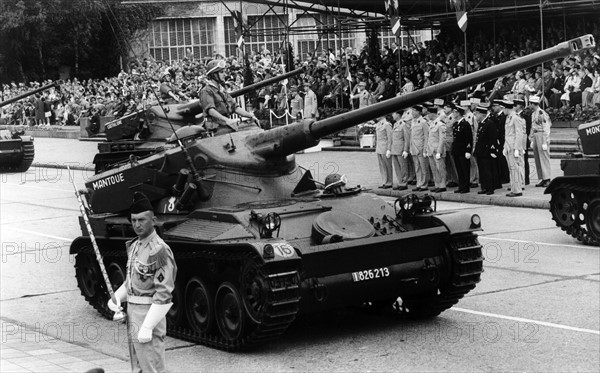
<box><xmin>71</xmin><ymin>36</ymin><xmax>595</xmax><ymax>351</ymax></box>
<box><xmin>95</xmin><ymin>67</ymin><xmax>306</xmax><ymax>172</ymax></box>
<box><xmin>0</xmin><ymin>81</ymin><xmax>59</xmax><ymax>173</ymax></box>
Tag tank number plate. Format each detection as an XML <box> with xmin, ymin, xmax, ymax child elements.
<box><xmin>351</xmin><ymin>267</ymin><xmax>390</xmax><ymax>282</ymax></box>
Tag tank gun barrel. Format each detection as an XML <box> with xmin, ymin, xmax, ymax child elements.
<box><xmin>248</xmin><ymin>35</ymin><xmax>595</xmax><ymax>158</ymax></box>
<box><xmin>230</xmin><ymin>66</ymin><xmax>305</xmax><ymax>98</ymax></box>
<box><xmin>0</xmin><ymin>81</ymin><xmax>60</xmax><ymax>108</ymax></box>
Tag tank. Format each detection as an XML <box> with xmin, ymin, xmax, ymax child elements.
<box><xmin>69</xmin><ymin>36</ymin><xmax>595</xmax><ymax>350</ymax></box>
<box><xmin>93</xmin><ymin>67</ymin><xmax>306</xmax><ymax>172</ymax></box>
<box><xmin>0</xmin><ymin>81</ymin><xmax>58</xmax><ymax>172</ymax></box>
<box><xmin>545</xmin><ymin>119</ymin><xmax>600</xmax><ymax>246</ymax></box>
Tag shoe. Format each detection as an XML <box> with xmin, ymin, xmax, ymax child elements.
<box><xmin>430</xmin><ymin>187</ymin><xmax>439</xmax><ymax>192</ymax></box>
<box><xmin>379</xmin><ymin>184</ymin><xmax>392</xmax><ymax>189</ymax></box>
<box><xmin>394</xmin><ymin>185</ymin><xmax>408</xmax><ymax>190</ymax></box>
<box><xmin>477</xmin><ymin>190</ymin><xmax>487</xmax><ymax>194</ymax></box>
<box><xmin>470</xmin><ymin>183</ymin><xmax>479</xmax><ymax>188</ymax></box>
<box><xmin>460</xmin><ymin>189</ymin><xmax>470</xmax><ymax>194</ymax></box>
<box><xmin>454</xmin><ymin>189</ymin><xmax>463</xmax><ymax>194</ymax></box>
<box><xmin>447</xmin><ymin>182</ymin><xmax>458</xmax><ymax>187</ymax></box>
<box><xmin>506</xmin><ymin>192</ymin><xmax>523</xmax><ymax>197</ymax></box>
<box><xmin>542</xmin><ymin>179</ymin><xmax>551</xmax><ymax>187</ymax></box>
<box><xmin>436</xmin><ymin>188</ymin><xmax>447</xmax><ymax>193</ymax></box>
<box><xmin>535</xmin><ymin>181</ymin><xmax>545</xmax><ymax>187</ymax></box>
<box><xmin>486</xmin><ymin>190</ymin><xmax>494</xmax><ymax>195</ymax></box>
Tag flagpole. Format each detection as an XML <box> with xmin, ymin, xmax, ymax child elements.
<box><xmin>464</xmin><ymin>30</ymin><xmax>468</xmax><ymax>98</ymax></box>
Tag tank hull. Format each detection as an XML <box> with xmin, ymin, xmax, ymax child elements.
<box><xmin>0</xmin><ymin>137</ymin><xmax>35</xmax><ymax>173</ymax></box>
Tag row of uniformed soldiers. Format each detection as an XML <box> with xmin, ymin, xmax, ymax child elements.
<box><xmin>375</xmin><ymin>96</ymin><xmax>552</xmax><ymax>196</ymax></box>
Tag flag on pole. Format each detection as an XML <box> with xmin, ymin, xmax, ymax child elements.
<box><xmin>451</xmin><ymin>0</ymin><xmax>468</xmax><ymax>33</ymax></box>
<box><xmin>231</xmin><ymin>10</ymin><xmax>245</xmax><ymax>48</ymax></box>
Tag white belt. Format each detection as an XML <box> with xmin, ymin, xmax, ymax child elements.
<box><xmin>128</xmin><ymin>295</ymin><xmax>154</xmax><ymax>305</ymax></box>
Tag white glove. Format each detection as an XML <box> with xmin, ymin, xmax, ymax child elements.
<box><xmin>107</xmin><ymin>298</ymin><xmax>122</xmax><ymax>313</ymax></box>
<box><xmin>465</xmin><ymin>153</ymin><xmax>471</xmax><ymax>160</ymax></box>
<box><xmin>386</xmin><ymin>150</ymin><xmax>391</xmax><ymax>158</ymax></box>
<box><xmin>402</xmin><ymin>151</ymin><xmax>408</xmax><ymax>159</ymax></box>
<box><xmin>502</xmin><ymin>148</ymin><xmax>508</xmax><ymax>157</ymax></box>
<box><xmin>491</xmin><ymin>153</ymin><xmax>497</xmax><ymax>159</ymax></box>
<box><xmin>137</xmin><ymin>303</ymin><xmax>173</xmax><ymax>344</ymax></box>
<box><xmin>542</xmin><ymin>143</ymin><xmax>548</xmax><ymax>151</ymax></box>
<box><xmin>514</xmin><ymin>149</ymin><xmax>520</xmax><ymax>158</ymax></box>
<box><xmin>435</xmin><ymin>153</ymin><xmax>441</xmax><ymax>160</ymax></box>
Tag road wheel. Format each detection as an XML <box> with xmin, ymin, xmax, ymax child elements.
<box><xmin>550</xmin><ymin>188</ymin><xmax>578</xmax><ymax>228</ymax></box>
<box><xmin>185</xmin><ymin>277</ymin><xmax>214</xmax><ymax>334</ymax></box>
<box><xmin>585</xmin><ymin>198</ymin><xmax>600</xmax><ymax>242</ymax></box>
<box><xmin>167</xmin><ymin>281</ymin><xmax>185</xmax><ymax>327</ymax></box>
<box><xmin>75</xmin><ymin>252</ymin><xmax>101</xmax><ymax>298</ymax></box>
<box><xmin>215</xmin><ymin>282</ymin><xmax>246</xmax><ymax>342</ymax></box>
<box><xmin>240</xmin><ymin>261</ymin><xmax>269</xmax><ymax>324</ymax></box>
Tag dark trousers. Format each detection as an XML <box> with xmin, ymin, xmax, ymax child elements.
<box><xmin>453</xmin><ymin>153</ymin><xmax>471</xmax><ymax>192</ymax></box>
<box><xmin>476</xmin><ymin>157</ymin><xmax>495</xmax><ymax>192</ymax></box>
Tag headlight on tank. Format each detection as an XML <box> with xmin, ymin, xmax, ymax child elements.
<box><xmin>471</xmin><ymin>214</ymin><xmax>481</xmax><ymax>228</ymax></box>
<box><xmin>263</xmin><ymin>244</ymin><xmax>275</xmax><ymax>260</ymax></box>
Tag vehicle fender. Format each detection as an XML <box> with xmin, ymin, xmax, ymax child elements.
<box><xmin>545</xmin><ymin>175</ymin><xmax>600</xmax><ymax>194</ymax></box>
<box><xmin>429</xmin><ymin>210</ymin><xmax>482</xmax><ymax>235</ymax></box>
<box><xmin>70</xmin><ymin>236</ymin><xmax>92</xmax><ymax>255</ymax></box>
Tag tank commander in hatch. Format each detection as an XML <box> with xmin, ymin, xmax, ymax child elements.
<box><xmin>199</xmin><ymin>59</ymin><xmax>259</xmax><ymax>136</ymax></box>
<box><xmin>108</xmin><ymin>192</ymin><xmax>177</xmax><ymax>373</ymax></box>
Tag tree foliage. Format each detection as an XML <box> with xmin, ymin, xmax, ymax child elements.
<box><xmin>0</xmin><ymin>0</ymin><xmax>162</xmax><ymax>83</ymax></box>
<box><xmin>366</xmin><ymin>26</ymin><xmax>382</xmax><ymax>73</ymax></box>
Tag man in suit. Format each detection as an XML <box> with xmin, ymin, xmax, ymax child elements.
<box><xmin>390</xmin><ymin>110</ymin><xmax>410</xmax><ymax>190</ymax></box>
<box><xmin>409</xmin><ymin>105</ymin><xmax>429</xmax><ymax>191</ymax></box>
<box><xmin>502</xmin><ymin>100</ymin><xmax>526</xmax><ymax>197</ymax></box>
<box><xmin>451</xmin><ymin>104</ymin><xmax>473</xmax><ymax>193</ymax></box>
<box><xmin>473</xmin><ymin>104</ymin><xmax>498</xmax><ymax>195</ymax></box>
<box><xmin>529</xmin><ymin>95</ymin><xmax>552</xmax><ymax>187</ymax></box>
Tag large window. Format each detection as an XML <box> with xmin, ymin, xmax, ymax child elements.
<box><xmin>380</xmin><ymin>28</ymin><xmax>438</xmax><ymax>50</ymax></box>
<box><xmin>295</xmin><ymin>14</ymin><xmax>356</xmax><ymax>61</ymax></box>
<box><xmin>224</xmin><ymin>15</ymin><xmax>288</xmax><ymax>57</ymax></box>
<box><xmin>149</xmin><ymin>18</ymin><xmax>216</xmax><ymax>62</ymax></box>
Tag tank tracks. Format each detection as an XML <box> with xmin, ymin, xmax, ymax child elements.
<box><xmin>394</xmin><ymin>233</ymin><xmax>484</xmax><ymax>318</ymax></box>
<box><xmin>550</xmin><ymin>184</ymin><xmax>600</xmax><ymax>246</ymax></box>
<box><xmin>0</xmin><ymin>141</ymin><xmax>34</xmax><ymax>173</ymax></box>
<box><xmin>75</xmin><ymin>245</ymin><xmax>301</xmax><ymax>351</ymax></box>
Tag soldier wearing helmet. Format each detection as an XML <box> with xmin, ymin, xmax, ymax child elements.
<box><xmin>199</xmin><ymin>59</ymin><xmax>258</xmax><ymax>135</ymax></box>
<box><xmin>159</xmin><ymin>69</ymin><xmax>185</xmax><ymax>104</ymax></box>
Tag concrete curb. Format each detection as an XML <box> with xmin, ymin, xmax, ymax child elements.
<box><xmin>373</xmin><ymin>188</ymin><xmax>550</xmax><ymax>209</ymax></box>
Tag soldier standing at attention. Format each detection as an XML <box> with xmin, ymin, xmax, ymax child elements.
<box><xmin>108</xmin><ymin>192</ymin><xmax>177</xmax><ymax>373</ymax></box>
<box><xmin>451</xmin><ymin>104</ymin><xmax>473</xmax><ymax>194</ymax></box>
<box><xmin>426</xmin><ymin>107</ymin><xmax>447</xmax><ymax>192</ymax></box>
<box><xmin>200</xmin><ymin>59</ymin><xmax>258</xmax><ymax>136</ymax></box>
<box><xmin>409</xmin><ymin>105</ymin><xmax>429</xmax><ymax>191</ymax></box>
<box><xmin>529</xmin><ymin>95</ymin><xmax>552</xmax><ymax>187</ymax></box>
<box><xmin>390</xmin><ymin>110</ymin><xmax>410</xmax><ymax>190</ymax></box>
<box><xmin>502</xmin><ymin>100</ymin><xmax>526</xmax><ymax>197</ymax></box>
<box><xmin>303</xmin><ymin>82</ymin><xmax>319</xmax><ymax>119</ymax></box>
<box><xmin>375</xmin><ymin>115</ymin><xmax>394</xmax><ymax>188</ymax></box>
<box><xmin>473</xmin><ymin>104</ymin><xmax>498</xmax><ymax>195</ymax></box>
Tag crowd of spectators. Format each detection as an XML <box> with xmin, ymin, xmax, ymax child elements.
<box><xmin>1</xmin><ymin>17</ymin><xmax>599</xmax><ymax>129</ymax></box>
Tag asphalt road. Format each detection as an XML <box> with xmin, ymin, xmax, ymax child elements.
<box><xmin>1</xmin><ymin>165</ymin><xmax>598</xmax><ymax>372</ymax></box>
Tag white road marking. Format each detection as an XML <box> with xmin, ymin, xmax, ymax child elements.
<box><xmin>3</xmin><ymin>226</ymin><xmax>73</xmax><ymax>242</ymax></box>
<box><xmin>451</xmin><ymin>307</ymin><xmax>600</xmax><ymax>335</ymax></box>
<box><xmin>478</xmin><ymin>236</ymin><xmax>598</xmax><ymax>250</ymax></box>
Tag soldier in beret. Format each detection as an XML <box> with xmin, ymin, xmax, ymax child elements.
<box><xmin>108</xmin><ymin>192</ymin><xmax>177</xmax><ymax>373</ymax></box>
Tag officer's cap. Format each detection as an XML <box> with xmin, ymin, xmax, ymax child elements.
<box><xmin>130</xmin><ymin>192</ymin><xmax>153</xmax><ymax>214</ymax></box>
<box><xmin>501</xmin><ymin>100</ymin><xmax>514</xmax><ymax>109</ymax></box>
<box><xmin>475</xmin><ymin>103</ymin><xmax>490</xmax><ymax>114</ymax></box>
<box><xmin>513</xmin><ymin>98</ymin><xmax>526</xmax><ymax>106</ymax></box>
<box><xmin>454</xmin><ymin>105</ymin><xmax>466</xmax><ymax>115</ymax></box>
<box><xmin>529</xmin><ymin>95</ymin><xmax>541</xmax><ymax>104</ymax></box>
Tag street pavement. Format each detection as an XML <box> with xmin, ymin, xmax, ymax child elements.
<box><xmin>1</xmin><ymin>131</ymin><xmax>597</xmax><ymax>372</ymax></box>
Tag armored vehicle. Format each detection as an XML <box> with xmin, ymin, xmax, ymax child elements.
<box><xmin>93</xmin><ymin>67</ymin><xmax>306</xmax><ymax>172</ymax></box>
<box><xmin>70</xmin><ymin>36</ymin><xmax>595</xmax><ymax>350</ymax></box>
<box><xmin>545</xmin><ymin>119</ymin><xmax>600</xmax><ymax>245</ymax></box>
<box><xmin>0</xmin><ymin>81</ymin><xmax>58</xmax><ymax>173</ymax></box>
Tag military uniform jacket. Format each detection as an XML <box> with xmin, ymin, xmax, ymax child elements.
<box><xmin>125</xmin><ymin>231</ymin><xmax>177</xmax><ymax>305</ymax></box>
<box><xmin>474</xmin><ymin>115</ymin><xmax>498</xmax><ymax>158</ymax></box>
<box><xmin>530</xmin><ymin>108</ymin><xmax>551</xmax><ymax>144</ymax></box>
<box><xmin>504</xmin><ymin>112</ymin><xmax>525</xmax><ymax>152</ymax></box>
<box><xmin>426</xmin><ymin>117</ymin><xmax>446</xmax><ymax>156</ymax></box>
<box><xmin>390</xmin><ymin>120</ymin><xmax>410</xmax><ymax>155</ymax></box>
<box><xmin>375</xmin><ymin>119</ymin><xmax>393</xmax><ymax>155</ymax></box>
<box><xmin>409</xmin><ymin>116</ymin><xmax>429</xmax><ymax>155</ymax></box>
<box><xmin>452</xmin><ymin>118</ymin><xmax>473</xmax><ymax>156</ymax></box>
<box><xmin>199</xmin><ymin>80</ymin><xmax>239</xmax><ymax>129</ymax></box>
